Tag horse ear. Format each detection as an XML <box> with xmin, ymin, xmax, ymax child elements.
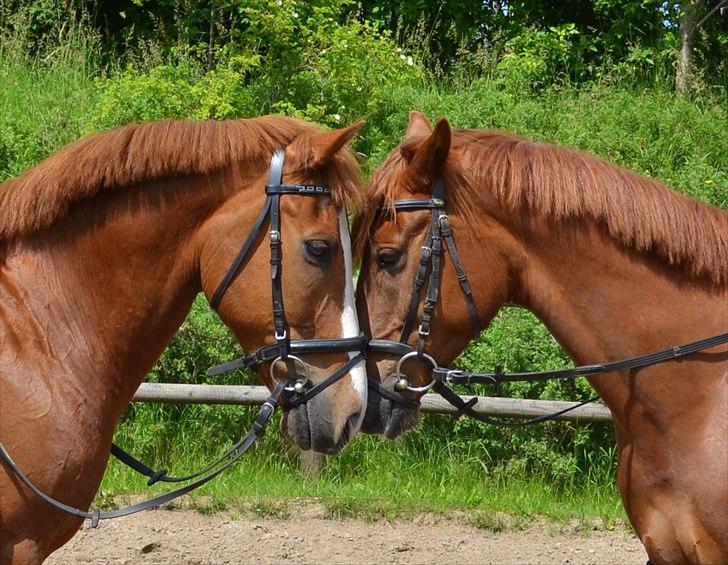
<box><xmin>404</xmin><ymin>110</ymin><xmax>433</xmax><ymax>142</ymax></box>
<box><xmin>308</xmin><ymin>119</ymin><xmax>366</xmax><ymax>169</ymax></box>
<box><xmin>400</xmin><ymin>118</ymin><xmax>451</xmax><ymax>179</ymax></box>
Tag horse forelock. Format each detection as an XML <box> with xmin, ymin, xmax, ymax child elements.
<box><xmin>354</xmin><ymin>129</ymin><xmax>728</xmax><ymax>286</ymax></box>
<box><xmin>0</xmin><ymin>117</ymin><xmax>361</xmax><ymax>241</ymax></box>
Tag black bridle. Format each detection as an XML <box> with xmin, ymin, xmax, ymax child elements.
<box><xmin>365</xmin><ymin>177</ymin><xmax>480</xmax><ymax>407</ymax></box>
<box><xmin>204</xmin><ymin>147</ymin><xmax>366</xmax><ymax>400</ymax></box>
<box><xmin>0</xmin><ymin>148</ymin><xmax>366</xmax><ymax>526</ymax></box>
<box><xmin>389</xmin><ymin>178</ymin><xmax>480</xmax><ymax>355</ymax></box>
<box><xmin>366</xmin><ymin>178</ymin><xmax>728</xmax><ymax>424</ymax></box>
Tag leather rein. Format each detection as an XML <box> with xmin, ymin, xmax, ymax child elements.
<box><xmin>366</xmin><ymin>178</ymin><xmax>728</xmax><ymax>424</ymax></box>
<box><xmin>0</xmin><ymin>148</ymin><xmax>366</xmax><ymax>526</ymax></box>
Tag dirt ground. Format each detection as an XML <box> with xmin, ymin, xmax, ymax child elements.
<box><xmin>48</xmin><ymin>504</ymin><xmax>647</xmax><ymax>564</ymax></box>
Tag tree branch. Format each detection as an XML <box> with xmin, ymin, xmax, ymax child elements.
<box><xmin>695</xmin><ymin>0</ymin><xmax>727</xmax><ymax>30</ymax></box>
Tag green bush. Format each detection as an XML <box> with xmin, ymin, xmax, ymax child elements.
<box><xmin>496</xmin><ymin>24</ymin><xmax>585</xmax><ymax>88</ymax></box>
<box><xmin>91</xmin><ymin>63</ymin><xmax>257</xmax><ymax>130</ymax></box>
<box><xmin>89</xmin><ymin>1</ymin><xmax>421</xmax><ymax>129</ymax></box>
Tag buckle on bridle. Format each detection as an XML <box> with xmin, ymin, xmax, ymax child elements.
<box><xmin>445</xmin><ymin>369</ymin><xmax>465</xmax><ymax>384</ymax></box>
<box><xmin>270</xmin><ymin>230</ymin><xmax>281</xmax><ymax>243</ymax></box>
<box><xmin>437</xmin><ymin>214</ymin><xmax>451</xmax><ymax>230</ymax></box>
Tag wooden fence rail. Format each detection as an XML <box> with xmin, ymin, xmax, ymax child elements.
<box><xmin>133</xmin><ymin>383</ymin><xmax>612</xmax><ymax>423</ymax></box>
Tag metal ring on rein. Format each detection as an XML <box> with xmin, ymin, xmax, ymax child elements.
<box><xmin>269</xmin><ymin>355</ymin><xmax>310</xmax><ymax>394</ymax></box>
<box><xmin>393</xmin><ymin>351</ymin><xmax>438</xmax><ymax>393</ymax></box>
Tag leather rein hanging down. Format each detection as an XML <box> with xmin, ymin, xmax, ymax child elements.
<box><xmin>0</xmin><ymin>148</ymin><xmax>366</xmax><ymax>526</ymax></box>
<box><xmin>365</xmin><ymin>178</ymin><xmax>728</xmax><ymax>424</ymax></box>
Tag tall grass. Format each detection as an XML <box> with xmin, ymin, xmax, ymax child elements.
<box><xmin>99</xmin><ymin>428</ymin><xmax>624</xmax><ymax>525</ymax></box>
<box><xmin>0</xmin><ymin>18</ymin><xmax>100</xmax><ymax>180</ymax></box>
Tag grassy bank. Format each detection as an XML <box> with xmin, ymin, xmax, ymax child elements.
<box><xmin>99</xmin><ymin>433</ymin><xmax>624</xmax><ymax>527</ymax></box>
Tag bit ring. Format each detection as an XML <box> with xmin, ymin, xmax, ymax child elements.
<box><xmin>270</xmin><ymin>354</ymin><xmax>309</xmax><ymax>389</ymax></box>
<box><xmin>394</xmin><ymin>351</ymin><xmax>438</xmax><ymax>393</ymax></box>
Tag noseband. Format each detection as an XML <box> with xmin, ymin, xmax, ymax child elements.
<box><xmin>207</xmin><ymin>147</ymin><xmax>366</xmax><ymax>402</ymax></box>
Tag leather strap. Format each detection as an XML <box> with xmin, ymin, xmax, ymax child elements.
<box><xmin>418</xmin><ymin>212</ymin><xmax>442</xmax><ymax>348</ymax></box>
<box><xmin>0</xmin><ymin>383</ymin><xmax>286</xmax><ymax>526</ymax></box>
<box><xmin>267</xmin><ymin>151</ymin><xmax>289</xmax><ymax>359</ymax></box>
<box><xmin>209</xmin><ymin>195</ymin><xmax>272</xmax><ymax>310</ymax></box>
<box><xmin>392</xmin><ymin>179</ymin><xmax>479</xmax><ymax>348</ymax></box>
<box><xmin>367</xmin><ymin>339</ymin><xmax>417</xmax><ymax>358</ymax></box>
<box><xmin>366</xmin><ymin>378</ymin><xmax>421</xmax><ymax>409</ymax></box>
<box><xmin>266</xmin><ymin>184</ymin><xmax>331</xmax><ymax>195</ymax></box>
<box><xmin>432</xmin><ymin>381</ymin><xmax>600</xmax><ymax>427</ymax></box>
<box><xmin>399</xmin><ymin>232</ymin><xmax>434</xmax><ymax>342</ymax></box>
<box><xmin>207</xmin><ymin>333</ymin><xmax>368</xmax><ymax>376</ymax></box>
<box><xmin>439</xmin><ymin>215</ymin><xmax>480</xmax><ymax>336</ymax></box>
<box><xmin>436</xmin><ymin>332</ymin><xmax>728</xmax><ymax>386</ymax></box>
<box><xmin>390</xmin><ymin>198</ymin><xmax>446</xmax><ymax>210</ymax></box>
<box><xmin>287</xmin><ymin>353</ymin><xmax>365</xmax><ymax>408</ymax></box>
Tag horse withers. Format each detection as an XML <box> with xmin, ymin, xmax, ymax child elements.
<box><xmin>354</xmin><ymin>111</ymin><xmax>728</xmax><ymax>564</ymax></box>
<box><xmin>0</xmin><ymin>116</ymin><xmax>367</xmax><ymax>563</ymax></box>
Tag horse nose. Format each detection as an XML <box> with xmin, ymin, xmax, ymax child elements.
<box><xmin>307</xmin><ymin>388</ymin><xmax>362</xmax><ymax>454</ymax></box>
<box><xmin>309</xmin><ymin>409</ymin><xmax>360</xmax><ymax>455</ymax></box>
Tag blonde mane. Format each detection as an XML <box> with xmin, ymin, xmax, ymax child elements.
<box><xmin>355</xmin><ymin>129</ymin><xmax>728</xmax><ymax>285</ymax></box>
<box><xmin>0</xmin><ymin>116</ymin><xmax>360</xmax><ymax>240</ymax></box>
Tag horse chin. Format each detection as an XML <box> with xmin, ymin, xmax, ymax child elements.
<box><xmin>361</xmin><ymin>380</ymin><xmax>420</xmax><ymax>439</ymax></box>
<box><xmin>281</xmin><ymin>403</ymin><xmax>358</xmax><ymax>455</ymax></box>
<box><xmin>281</xmin><ymin>404</ymin><xmax>311</xmax><ymax>451</ymax></box>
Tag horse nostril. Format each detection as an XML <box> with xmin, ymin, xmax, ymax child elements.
<box><xmin>345</xmin><ymin>409</ymin><xmax>363</xmax><ymax>438</ymax></box>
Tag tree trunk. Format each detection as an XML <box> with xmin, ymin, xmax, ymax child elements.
<box><xmin>676</xmin><ymin>0</ymin><xmax>703</xmax><ymax>96</ymax></box>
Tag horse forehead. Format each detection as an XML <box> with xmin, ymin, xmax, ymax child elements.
<box><xmin>372</xmin><ymin>212</ymin><xmax>426</xmax><ymax>246</ymax></box>
<box><xmin>285</xmin><ymin>197</ymin><xmax>341</xmax><ymax>234</ymax></box>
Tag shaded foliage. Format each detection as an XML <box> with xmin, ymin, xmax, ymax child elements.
<box><xmin>2</xmin><ymin>0</ymin><xmax>726</xmax><ymax>88</ymax></box>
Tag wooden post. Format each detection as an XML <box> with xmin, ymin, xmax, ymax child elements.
<box><xmin>132</xmin><ymin>383</ymin><xmax>613</xmax><ymax>423</ymax></box>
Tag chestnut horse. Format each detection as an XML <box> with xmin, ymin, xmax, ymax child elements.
<box><xmin>0</xmin><ymin>116</ymin><xmax>367</xmax><ymax>563</ymax></box>
<box><xmin>355</xmin><ymin>112</ymin><xmax>727</xmax><ymax>564</ymax></box>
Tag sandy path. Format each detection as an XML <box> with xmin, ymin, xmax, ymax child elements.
<box><xmin>49</xmin><ymin>507</ymin><xmax>647</xmax><ymax>564</ymax></box>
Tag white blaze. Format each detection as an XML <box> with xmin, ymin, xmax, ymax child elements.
<box><xmin>338</xmin><ymin>210</ymin><xmax>367</xmax><ymax>425</ymax></box>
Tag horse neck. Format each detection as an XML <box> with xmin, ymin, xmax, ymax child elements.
<box><xmin>498</xmin><ymin>215</ymin><xmax>726</xmax><ymax>410</ymax></box>
<box><xmin>3</xmin><ymin>171</ymin><xmax>235</xmax><ymax>421</ymax></box>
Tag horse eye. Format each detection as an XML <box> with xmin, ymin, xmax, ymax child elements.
<box><xmin>376</xmin><ymin>248</ymin><xmax>402</xmax><ymax>269</ymax></box>
<box><xmin>304</xmin><ymin>240</ymin><xmax>332</xmax><ymax>267</ymax></box>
